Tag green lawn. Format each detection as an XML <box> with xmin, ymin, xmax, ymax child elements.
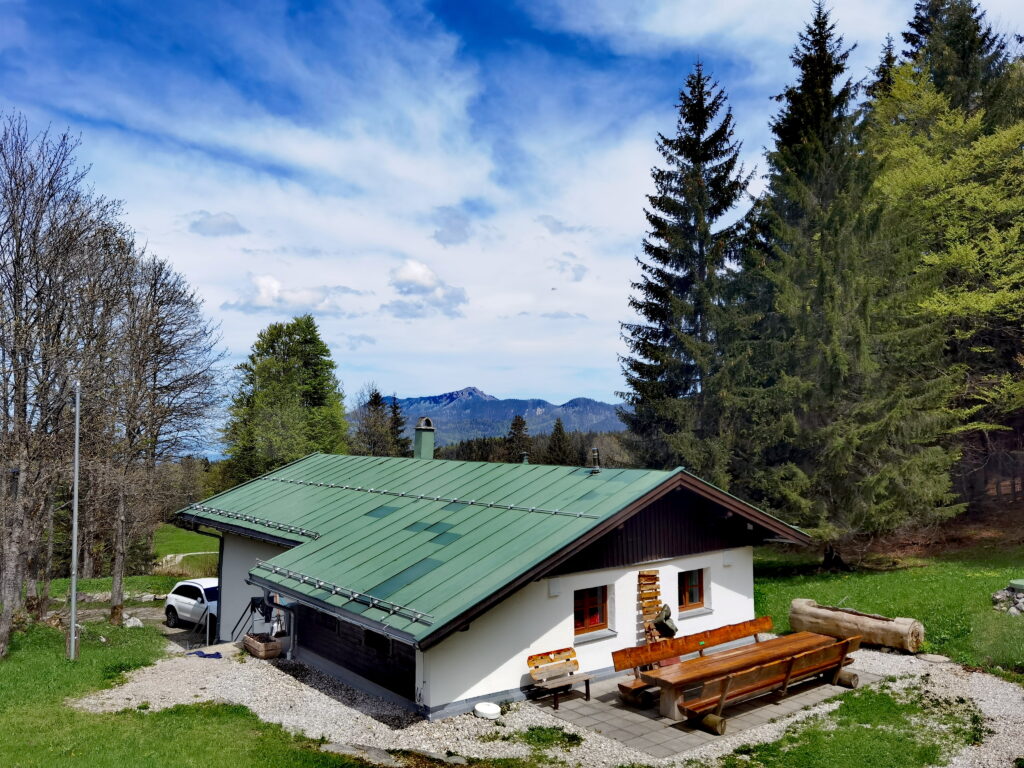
<box><xmin>153</xmin><ymin>523</ymin><xmax>219</xmax><ymax>558</ymax></box>
<box><xmin>684</xmin><ymin>682</ymin><xmax>988</xmax><ymax>768</ymax></box>
<box><xmin>48</xmin><ymin>574</ymin><xmax>183</xmax><ymax>599</ymax></box>
<box><xmin>754</xmin><ymin>545</ymin><xmax>1024</xmax><ymax>679</ymax></box>
<box><xmin>0</xmin><ymin>623</ymin><xmax>358</xmax><ymax>768</ymax></box>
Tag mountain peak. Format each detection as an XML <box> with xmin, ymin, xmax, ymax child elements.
<box><xmin>444</xmin><ymin>386</ymin><xmax>497</xmax><ymax>402</ymax></box>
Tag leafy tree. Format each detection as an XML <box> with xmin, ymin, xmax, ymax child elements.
<box><xmin>389</xmin><ymin>395</ymin><xmax>412</xmax><ymax>457</ymax></box>
<box><xmin>223</xmin><ymin>315</ymin><xmax>347</xmax><ymax>482</ymax></box>
<box><xmin>353</xmin><ymin>386</ymin><xmax>396</xmax><ymax>457</ymax></box>
<box><xmin>505</xmin><ymin>415</ymin><xmax>531</xmax><ymax>463</ymax></box>
<box><xmin>544</xmin><ymin>419</ymin><xmax>575</xmax><ymax>466</ymax></box>
<box><xmin>620</xmin><ymin>61</ymin><xmax>749</xmax><ymax>482</ymax></box>
<box><xmin>902</xmin><ymin>0</ymin><xmax>1012</xmax><ymax>119</ymax></box>
<box><xmin>869</xmin><ymin>63</ymin><xmax>1024</xmax><ymax>459</ymax></box>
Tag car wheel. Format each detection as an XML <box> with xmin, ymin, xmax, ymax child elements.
<box><xmin>165</xmin><ymin>606</ymin><xmax>179</xmax><ymax>628</ymax></box>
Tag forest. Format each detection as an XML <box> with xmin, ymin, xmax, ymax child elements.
<box><xmin>1</xmin><ymin>0</ymin><xmax>1022</xmax><ymax>658</ymax></box>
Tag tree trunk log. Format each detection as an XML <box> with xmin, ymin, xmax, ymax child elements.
<box><xmin>789</xmin><ymin>598</ymin><xmax>924</xmax><ymax>652</ymax></box>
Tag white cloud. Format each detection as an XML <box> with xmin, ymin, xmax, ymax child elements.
<box><xmin>188</xmin><ymin>210</ymin><xmax>248</xmax><ymax>237</ymax></box>
<box><xmin>431</xmin><ymin>206</ymin><xmax>473</xmax><ymax>246</ymax></box>
<box><xmin>222</xmin><ymin>273</ymin><xmax>367</xmax><ymax>316</ymax></box>
<box><xmin>383</xmin><ymin>259</ymin><xmax>468</xmax><ymax>318</ymax></box>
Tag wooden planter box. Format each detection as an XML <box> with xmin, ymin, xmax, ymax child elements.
<box><xmin>243</xmin><ymin>633</ymin><xmax>283</xmax><ymax>659</ymax></box>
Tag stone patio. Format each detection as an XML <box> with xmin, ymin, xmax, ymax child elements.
<box><xmin>531</xmin><ymin>667</ymin><xmax>883</xmax><ymax>758</ymax></box>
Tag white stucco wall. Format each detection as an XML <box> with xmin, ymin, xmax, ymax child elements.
<box><xmin>416</xmin><ymin>546</ymin><xmax>754</xmax><ymax>710</ymax></box>
<box><xmin>219</xmin><ymin>533</ymin><xmax>290</xmax><ymax>642</ymax></box>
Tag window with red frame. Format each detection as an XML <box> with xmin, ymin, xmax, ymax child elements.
<box><xmin>678</xmin><ymin>569</ymin><xmax>704</xmax><ymax>611</ymax></box>
<box><xmin>573</xmin><ymin>586</ymin><xmax>608</xmax><ymax>634</ymax></box>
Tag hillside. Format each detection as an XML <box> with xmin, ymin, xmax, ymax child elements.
<box><xmin>393</xmin><ymin>387</ymin><xmax>625</xmax><ymax>445</ymax></box>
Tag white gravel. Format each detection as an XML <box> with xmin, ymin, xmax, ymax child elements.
<box><xmin>71</xmin><ymin>645</ymin><xmax>1024</xmax><ymax>767</ymax></box>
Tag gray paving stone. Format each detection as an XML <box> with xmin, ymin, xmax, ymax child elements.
<box><xmin>644</xmin><ymin>743</ymin><xmax>678</xmax><ymax>759</ymax></box>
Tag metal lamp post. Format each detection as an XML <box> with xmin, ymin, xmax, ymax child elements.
<box><xmin>68</xmin><ymin>380</ymin><xmax>81</xmax><ymax>660</ymax></box>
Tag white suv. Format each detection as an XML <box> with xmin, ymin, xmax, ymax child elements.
<box><xmin>164</xmin><ymin>578</ymin><xmax>219</xmax><ymax>632</ymax></box>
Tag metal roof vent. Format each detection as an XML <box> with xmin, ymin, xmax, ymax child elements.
<box><xmin>589</xmin><ymin>447</ymin><xmax>601</xmax><ymax>474</ymax></box>
<box><xmin>414</xmin><ymin>416</ymin><xmax>435</xmax><ymax>460</ymax></box>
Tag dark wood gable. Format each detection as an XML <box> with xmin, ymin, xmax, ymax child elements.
<box><xmin>550</xmin><ymin>487</ymin><xmax>763</xmax><ymax>575</ymax></box>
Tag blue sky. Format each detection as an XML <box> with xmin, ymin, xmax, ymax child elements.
<box><xmin>2</xmin><ymin>0</ymin><xmax>1021</xmax><ymax>405</ymax></box>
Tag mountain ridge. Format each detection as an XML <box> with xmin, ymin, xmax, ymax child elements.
<box><xmin>393</xmin><ymin>387</ymin><xmax>625</xmax><ymax>445</ymax></box>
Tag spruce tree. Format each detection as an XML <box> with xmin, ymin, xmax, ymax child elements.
<box><xmin>866</xmin><ymin>36</ymin><xmax>899</xmax><ymax>101</ymax></box>
<box><xmin>353</xmin><ymin>387</ymin><xmax>396</xmax><ymax>457</ymax></box>
<box><xmin>620</xmin><ymin>61</ymin><xmax>749</xmax><ymax>481</ymax></box>
<box><xmin>389</xmin><ymin>395</ymin><xmax>412</xmax><ymax>457</ymax></box>
<box><xmin>544</xmin><ymin>419</ymin><xmax>575</xmax><ymax>466</ymax></box>
<box><xmin>902</xmin><ymin>0</ymin><xmax>1011</xmax><ymax>117</ymax></box>
<box><xmin>223</xmin><ymin>315</ymin><xmax>348</xmax><ymax>482</ymax></box>
<box><xmin>506</xmin><ymin>415</ymin><xmax>530</xmax><ymax>463</ymax></box>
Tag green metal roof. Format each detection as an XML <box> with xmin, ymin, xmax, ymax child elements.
<box><xmin>176</xmin><ymin>453</ymin><xmax>807</xmax><ymax>646</ymax></box>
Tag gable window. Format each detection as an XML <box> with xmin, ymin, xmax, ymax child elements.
<box><xmin>573</xmin><ymin>586</ymin><xmax>608</xmax><ymax>634</ymax></box>
<box><xmin>678</xmin><ymin>569</ymin><xmax>704</xmax><ymax>611</ymax></box>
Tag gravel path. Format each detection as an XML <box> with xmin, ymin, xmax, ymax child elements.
<box><xmin>71</xmin><ymin>646</ymin><xmax>1024</xmax><ymax>767</ymax></box>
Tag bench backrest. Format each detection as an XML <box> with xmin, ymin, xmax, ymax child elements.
<box><xmin>611</xmin><ymin>616</ymin><xmax>773</xmax><ymax>672</ymax></box>
<box><xmin>527</xmin><ymin>647</ymin><xmax>580</xmax><ymax>682</ymax></box>
<box><xmin>693</xmin><ymin>635</ymin><xmax>861</xmax><ymax>704</ymax></box>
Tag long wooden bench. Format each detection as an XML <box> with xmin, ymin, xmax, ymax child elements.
<box><xmin>526</xmin><ymin>648</ymin><xmax>592</xmax><ymax>710</ymax></box>
<box><xmin>679</xmin><ymin>635</ymin><xmax>861</xmax><ymax>734</ymax></box>
<box><xmin>611</xmin><ymin>617</ymin><xmax>773</xmax><ymax>707</ymax></box>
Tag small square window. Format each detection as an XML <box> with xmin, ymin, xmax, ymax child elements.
<box><xmin>573</xmin><ymin>586</ymin><xmax>608</xmax><ymax>635</ymax></box>
<box><xmin>678</xmin><ymin>569</ymin><xmax>704</xmax><ymax>611</ymax></box>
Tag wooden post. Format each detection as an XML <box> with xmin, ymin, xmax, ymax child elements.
<box><xmin>778</xmin><ymin>656</ymin><xmax>797</xmax><ymax>697</ymax></box>
<box><xmin>714</xmin><ymin>676</ymin><xmax>734</xmax><ymax>716</ymax></box>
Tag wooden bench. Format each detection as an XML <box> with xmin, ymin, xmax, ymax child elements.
<box><xmin>611</xmin><ymin>616</ymin><xmax>774</xmax><ymax>707</ymax></box>
<box><xmin>679</xmin><ymin>635</ymin><xmax>861</xmax><ymax>734</ymax></box>
<box><xmin>526</xmin><ymin>648</ymin><xmax>592</xmax><ymax>710</ymax></box>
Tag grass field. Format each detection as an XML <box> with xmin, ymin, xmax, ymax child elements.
<box><xmin>48</xmin><ymin>574</ymin><xmax>183</xmax><ymax>599</ymax></box>
<box><xmin>754</xmin><ymin>544</ymin><xmax>1024</xmax><ymax>680</ymax></box>
<box><xmin>153</xmin><ymin>524</ymin><xmax>218</xmax><ymax>559</ymax></box>
<box><xmin>0</xmin><ymin>623</ymin><xmax>356</xmax><ymax>768</ymax></box>
<box><xmin>685</xmin><ymin>681</ymin><xmax>988</xmax><ymax>768</ymax></box>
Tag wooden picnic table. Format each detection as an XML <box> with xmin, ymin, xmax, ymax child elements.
<box><xmin>641</xmin><ymin>631</ymin><xmax>835</xmax><ymax>720</ymax></box>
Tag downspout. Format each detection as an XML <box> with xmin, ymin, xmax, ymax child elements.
<box><xmin>262</xmin><ymin>588</ymin><xmax>297</xmax><ymax>660</ymax></box>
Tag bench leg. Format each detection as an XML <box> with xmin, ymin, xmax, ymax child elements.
<box><xmin>584</xmin><ymin>679</ymin><xmax>591</xmax><ymax>702</ymax></box>
<box><xmin>553</xmin><ymin>689</ymin><xmax>559</xmax><ymax>710</ymax></box>
<box><xmin>701</xmin><ymin>714</ymin><xmax>727</xmax><ymax>735</ymax></box>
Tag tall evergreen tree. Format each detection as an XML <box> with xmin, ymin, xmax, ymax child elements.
<box><xmin>389</xmin><ymin>395</ymin><xmax>412</xmax><ymax>457</ymax></box>
<box><xmin>223</xmin><ymin>315</ymin><xmax>348</xmax><ymax>482</ymax></box>
<box><xmin>866</xmin><ymin>36</ymin><xmax>899</xmax><ymax>101</ymax></box>
<box><xmin>620</xmin><ymin>61</ymin><xmax>749</xmax><ymax>481</ymax></box>
<box><xmin>902</xmin><ymin>0</ymin><xmax>1011</xmax><ymax>117</ymax></box>
<box><xmin>723</xmin><ymin>3</ymin><xmax>958</xmax><ymax>566</ymax></box>
<box><xmin>353</xmin><ymin>387</ymin><xmax>396</xmax><ymax>457</ymax></box>
<box><xmin>544</xmin><ymin>419</ymin><xmax>575</xmax><ymax>466</ymax></box>
<box><xmin>506</xmin><ymin>415</ymin><xmax>531</xmax><ymax>463</ymax></box>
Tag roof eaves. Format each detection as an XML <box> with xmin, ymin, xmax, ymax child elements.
<box><xmin>176</xmin><ymin>511</ymin><xmax>302</xmax><ymax>549</ymax></box>
<box><xmin>673</xmin><ymin>468</ymin><xmax>811</xmax><ymax>545</ymax></box>
<box><xmin>247</xmin><ymin>571</ymin><xmax>420</xmax><ymax>646</ymax></box>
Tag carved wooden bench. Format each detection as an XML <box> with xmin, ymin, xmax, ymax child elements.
<box><xmin>611</xmin><ymin>616</ymin><xmax>774</xmax><ymax>707</ymax></box>
<box><xmin>679</xmin><ymin>635</ymin><xmax>861</xmax><ymax>734</ymax></box>
<box><xmin>526</xmin><ymin>647</ymin><xmax>592</xmax><ymax>710</ymax></box>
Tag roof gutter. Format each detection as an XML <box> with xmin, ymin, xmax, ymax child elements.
<box><xmin>175</xmin><ymin>512</ymin><xmax>301</xmax><ymax>550</ymax></box>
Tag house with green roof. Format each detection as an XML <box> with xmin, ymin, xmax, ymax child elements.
<box><xmin>175</xmin><ymin>418</ymin><xmax>808</xmax><ymax>718</ymax></box>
